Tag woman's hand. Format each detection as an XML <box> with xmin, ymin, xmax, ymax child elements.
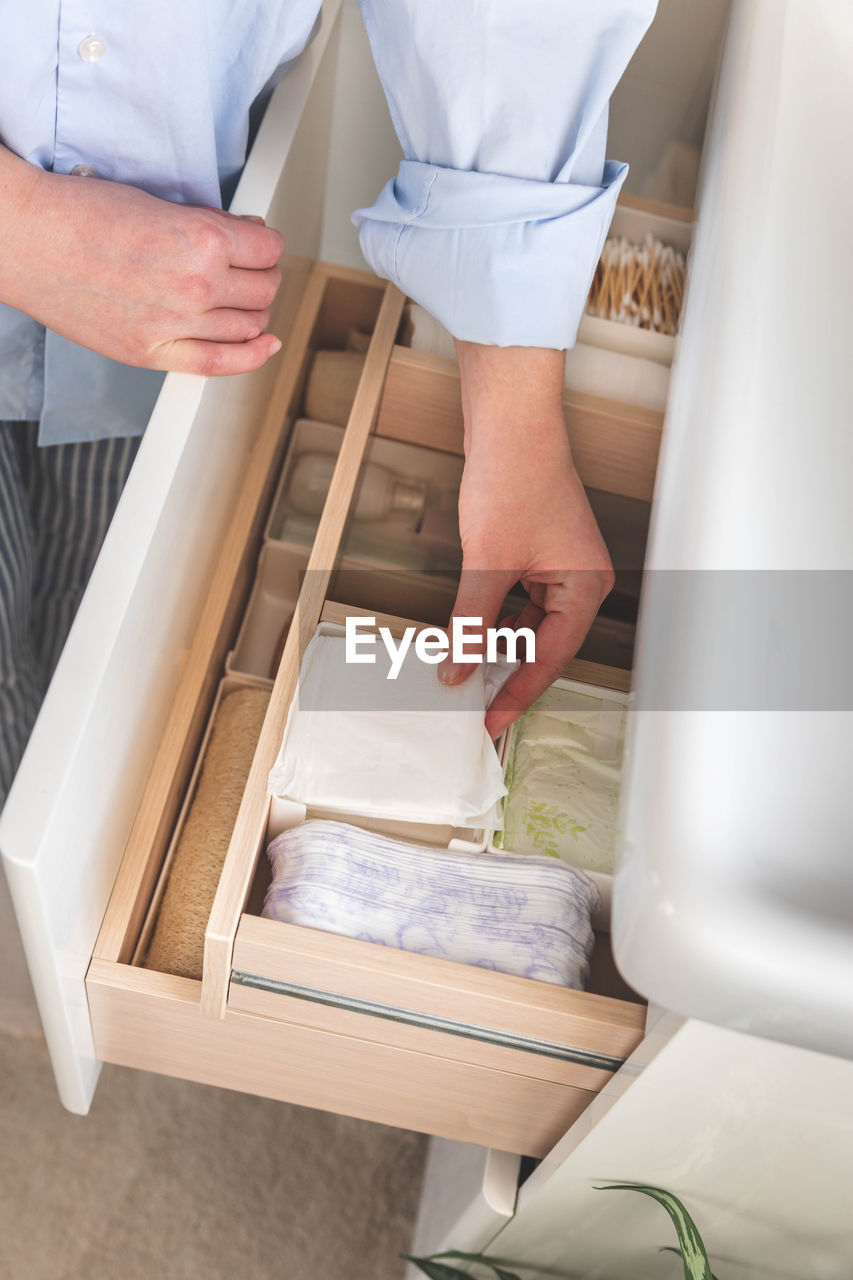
<box><xmin>440</xmin><ymin>340</ymin><xmax>615</xmax><ymax>738</ymax></box>
<box><xmin>0</xmin><ymin>145</ymin><xmax>284</xmax><ymax>376</ymax></box>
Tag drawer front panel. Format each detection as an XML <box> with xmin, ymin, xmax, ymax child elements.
<box><xmin>87</xmin><ymin>960</ymin><xmax>595</xmax><ymax>1157</ymax></box>
<box><xmin>228</xmin><ymin>976</ymin><xmax>620</xmax><ymax>1089</ymax></box>
<box><xmin>231</xmin><ymin>917</ymin><xmax>645</xmax><ymax>1080</ymax></box>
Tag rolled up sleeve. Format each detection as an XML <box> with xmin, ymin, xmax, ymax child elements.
<box><xmin>352</xmin><ymin>0</ymin><xmax>657</xmax><ymax>349</ymax></box>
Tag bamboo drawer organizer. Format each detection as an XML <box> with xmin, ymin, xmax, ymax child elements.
<box><xmin>87</xmin><ymin>261</ymin><xmax>663</xmax><ymax>1158</ymax></box>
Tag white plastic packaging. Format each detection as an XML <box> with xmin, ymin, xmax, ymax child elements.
<box><xmin>268</xmin><ymin>629</ymin><xmax>508</xmax><ymax>828</ymax></box>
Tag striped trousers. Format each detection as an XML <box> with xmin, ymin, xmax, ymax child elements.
<box><xmin>0</xmin><ymin>423</ymin><xmax>139</xmax><ymax>808</ymax></box>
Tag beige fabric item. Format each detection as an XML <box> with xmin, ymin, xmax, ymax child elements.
<box><xmin>145</xmin><ymin>686</ymin><xmax>270</xmax><ymax>979</ymax></box>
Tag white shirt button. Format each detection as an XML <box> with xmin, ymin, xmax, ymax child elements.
<box><xmin>77</xmin><ymin>34</ymin><xmax>107</xmax><ymax>62</ymax></box>
<box><xmin>69</xmin><ymin>164</ymin><xmax>100</xmax><ymax>178</ymax></box>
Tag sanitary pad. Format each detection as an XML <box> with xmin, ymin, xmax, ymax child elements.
<box><xmin>263</xmin><ymin>819</ymin><xmax>598</xmax><ymax>988</ymax></box>
<box><xmin>496</xmin><ymin>680</ymin><xmax>627</xmax><ymax>873</ymax></box>
<box><xmin>268</xmin><ymin>630</ymin><xmax>510</xmax><ymax>828</ymax></box>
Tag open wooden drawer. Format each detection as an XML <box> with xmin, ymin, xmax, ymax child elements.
<box><xmin>74</xmin><ymin>253</ymin><xmax>661</xmax><ymax>1159</ymax></box>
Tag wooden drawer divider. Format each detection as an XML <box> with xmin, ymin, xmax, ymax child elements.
<box><xmin>202</xmin><ymin>278</ymin><xmax>407</xmax><ymax>1016</ymax></box>
<box><xmin>376</xmin><ymin>345</ymin><xmax>663</xmax><ymax>503</ymax></box>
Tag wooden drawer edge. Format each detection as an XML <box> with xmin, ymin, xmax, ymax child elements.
<box><xmin>86</xmin><ymin>958</ymin><xmax>594</xmax><ymax>1157</ymax></box>
<box><xmin>232</xmin><ymin>916</ymin><xmax>646</xmax><ymax>1061</ymax></box>
<box><xmin>561</xmin><ymin>657</ymin><xmax>631</xmax><ymax>694</ymax></box>
<box><xmin>228</xmin><ymin>978</ymin><xmax>615</xmax><ymax>1092</ymax></box>
<box><xmin>618</xmin><ymin>191</ymin><xmax>696</xmax><ymax>224</ymax></box>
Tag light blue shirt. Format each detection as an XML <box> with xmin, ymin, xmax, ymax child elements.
<box><xmin>0</xmin><ymin>0</ymin><xmax>656</xmax><ymax>446</ymax></box>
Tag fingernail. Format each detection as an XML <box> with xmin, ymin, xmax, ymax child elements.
<box><xmin>269</xmin><ymin>337</ymin><xmax>282</xmax><ymax>355</ymax></box>
<box><xmin>438</xmin><ymin>661</ymin><xmax>465</xmax><ymax>685</ymax></box>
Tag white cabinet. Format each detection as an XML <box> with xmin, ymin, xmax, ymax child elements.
<box><xmin>472</xmin><ymin>1020</ymin><xmax>853</xmax><ymax>1280</ymax></box>
<box><xmin>614</xmin><ymin>0</ymin><xmax>853</xmax><ymax>1059</ymax></box>
<box><xmin>404</xmin><ymin>1140</ymin><xmax>520</xmax><ymax>1280</ymax></box>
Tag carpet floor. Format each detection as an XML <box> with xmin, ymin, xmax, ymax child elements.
<box><xmin>0</xmin><ymin>1032</ymin><xmax>426</xmax><ymax>1280</ymax></box>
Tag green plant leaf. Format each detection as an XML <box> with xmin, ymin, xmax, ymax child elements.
<box><xmin>595</xmin><ymin>1185</ymin><xmax>714</xmax><ymax>1280</ymax></box>
<box><xmin>660</xmin><ymin>1246</ymin><xmax>720</xmax><ymax>1280</ymax></box>
<box><xmin>402</xmin><ymin>1256</ymin><xmax>475</xmax><ymax>1280</ymax></box>
<box><xmin>436</xmin><ymin>1254</ymin><xmax>523</xmax><ymax>1280</ymax></box>
<box><xmin>448</xmin><ymin>1259</ymin><xmax>522</xmax><ymax>1280</ymax></box>
<box><xmin>405</xmin><ymin>1251</ymin><xmax>523</xmax><ymax>1280</ymax></box>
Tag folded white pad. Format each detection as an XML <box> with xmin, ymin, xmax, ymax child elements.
<box><xmin>268</xmin><ymin>631</ymin><xmax>509</xmax><ymax>828</ymax></box>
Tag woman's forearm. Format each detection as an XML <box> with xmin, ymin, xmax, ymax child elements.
<box><xmin>0</xmin><ymin>145</ymin><xmax>47</xmax><ymax>310</ymax></box>
<box><xmin>447</xmin><ymin>339</ymin><xmax>614</xmax><ymax>735</ymax></box>
<box><xmin>455</xmin><ymin>340</ymin><xmax>568</xmax><ymax>465</ymax></box>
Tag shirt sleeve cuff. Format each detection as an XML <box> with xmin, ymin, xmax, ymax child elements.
<box><xmin>351</xmin><ymin>158</ymin><xmax>627</xmax><ymax>349</ymax></box>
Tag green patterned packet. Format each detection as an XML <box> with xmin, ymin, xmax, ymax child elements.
<box><xmin>494</xmin><ymin>679</ymin><xmax>628</xmax><ymax>874</ymax></box>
